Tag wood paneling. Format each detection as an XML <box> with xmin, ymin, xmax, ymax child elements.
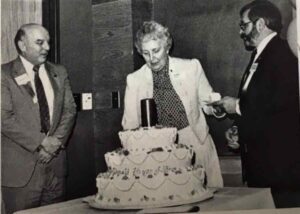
<box><xmin>58</xmin><ymin>0</ymin><xmax>96</xmax><ymax>199</ymax></box>
<box><xmin>92</xmin><ymin>0</ymin><xmax>133</xmax><ymax>91</ymax></box>
<box><xmin>92</xmin><ymin>0</ymin><xmax>134</xmax><ymax>173</ymax></box>
<box><xmin>1</xmin><ymin>0</ymin><xmax>42</xmax><ymax>64</ymax></box>
<box><xmin>131</xmin><ymin>0</ymin><xmax>153</xmax><ymax>69</ymax></box>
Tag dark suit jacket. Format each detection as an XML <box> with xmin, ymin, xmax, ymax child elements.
<box><xmin>236</xmin><ymin>36</ymin><xmax>300</xmax><ymax>190</ymax></box>
<box><xmin>1</xmin><ymin>57</ymin><xmax>77</xmax><ymax>187</ymax></box>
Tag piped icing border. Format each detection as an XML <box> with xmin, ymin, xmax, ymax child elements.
<box><xmin>105</xmin><ymin>144</ymin><xmax>194</xmax><ymax>166</ymax></box>
<box><xmin>119</xmin><ymin>127</ymin><xmax>177</xmax><ymax>149</ymax></box>
<box><xmin>97</xmin><ymin>165</ymin><xmax>205</xmax><ymax>191</ymax></box>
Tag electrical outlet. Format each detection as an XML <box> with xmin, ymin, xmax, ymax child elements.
<box><xmin>112</xmin><ymin>91</ymin><xmax>120</xmax><ymax>109</ymax></box>
<box><xmin>82</xmin><ymin>93</ymin><xmax>92</xmax><ymax>110</ymax></box>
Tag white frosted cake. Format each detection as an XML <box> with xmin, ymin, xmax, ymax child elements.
<box><xmin>93</xmin><ymin>127</ymin><xmax>213</xmax><ymax>209</ymax></box>
<box><xmin>118</xmin><ymin>127</ymin><xmax>177</xmax><ymax>150</ymax></box>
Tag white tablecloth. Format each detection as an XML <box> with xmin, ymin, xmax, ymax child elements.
<box><xmin>14</xmin><ymin>187</ymin><xmax>282</xmax><ymax>214</ymax></box>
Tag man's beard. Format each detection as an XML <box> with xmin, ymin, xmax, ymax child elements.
<box><xmin>241</xmin><ymin>27</ymin><xmax>259</xmax><ymax>51</ymax></box>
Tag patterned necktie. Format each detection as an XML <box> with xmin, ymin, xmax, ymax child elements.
<box><xmin>33</xmin><ymin>65</ymin><xmax>50</xmax><ymax>133</ymax></box>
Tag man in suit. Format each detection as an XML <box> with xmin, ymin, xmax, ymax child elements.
<box><xmin>213</xmin><ymin>0</ymin><xmax>300</xmax><ymax>208</ymax></box>
<box><xmin>1</xmin><ymin>23</ymin><xmax>77</xmax><ymax>214</ymax></box>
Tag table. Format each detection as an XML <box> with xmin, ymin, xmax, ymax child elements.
<box><xmin>14</xmin><ymin>187</ymin><xmax>286</xmax><ymax>214</ymax></box>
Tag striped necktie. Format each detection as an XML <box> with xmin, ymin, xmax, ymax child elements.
<box><xmin>33</xmin><ymin>65</ymin><xmax>50</xmax><ymax>133</ymax></box>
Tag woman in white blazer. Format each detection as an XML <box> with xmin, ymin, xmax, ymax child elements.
<box><xmin>122</xmin><ymin>21</ymin><xmax>224</xmax><ymax>188</ymax></box>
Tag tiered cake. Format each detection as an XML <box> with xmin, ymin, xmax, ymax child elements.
<box><xmin>93</xmin><ymin>127</ymin><xmax>213</xmax><ymax>209</ymax></box>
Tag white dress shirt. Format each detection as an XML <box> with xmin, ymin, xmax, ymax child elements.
<box><xmin>236</xmin><ymin>32</ymin><xmax>277</xmax><ymax>115</ymax></box>
<box><xmin>20</xmin><ymin>56</ymin><xmax>54</xmax><ymax>124</ymax></box>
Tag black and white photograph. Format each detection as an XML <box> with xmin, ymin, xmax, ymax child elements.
<box><xmin>1</xmin><ymin>0</ymin><xmax>300</xmax><ymax>213</ymax></box>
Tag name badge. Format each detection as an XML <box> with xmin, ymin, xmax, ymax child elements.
<box><xmin>250</xmin><ymin>63</ymin><xmax>258</xmax><ymax>73</ymax></box>
<box><xmin>15</xmin><ymin>73</ymin><xmax>30</xmax><ymax>85</ymax></box>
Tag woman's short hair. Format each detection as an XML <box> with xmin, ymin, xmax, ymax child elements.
<box><xmin>135</xmin><ymin>21</ymin><xmax>172</xmax><ymax>54</ymax></box>
<box><xmin>240</xmin><ymin>0</ymin><xmax>282</xmax><ymax>33</ymax></box>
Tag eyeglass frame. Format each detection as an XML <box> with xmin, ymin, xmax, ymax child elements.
<box><xmin>239</xmin><ymin>19</ymin><xmax>258</xmax><ymax>31</ymax></box>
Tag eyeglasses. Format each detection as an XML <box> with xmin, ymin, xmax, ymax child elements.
<box><xmin>239</xmin><ymin>21</ymin><xmax>253</xmax><ymax>31</ymax></box>
<box><xmin>239</xmin><ymin>19</ymin><xmax>257</xmax><ymax>31</ymax></box>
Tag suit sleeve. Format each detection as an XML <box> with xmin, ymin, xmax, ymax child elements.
<box><xmin>1</xmin><ymin>69</ymin><xmax>45</xmax><ymax>152</ymax></box>
<box><xmin>50</xmin><ymin>67</ymin><xmax>77</xmax><ymax>146</ymax></box>
<box><xmin>121</xmin><ymin>74</ymin><xmax>140</xmax><ymax>130</ymax></box>
<box><xmin>193</xmin><ymin>59</ymin><xmax>215</xmax><ymax>115</ymax></box>
<box><xmin>248</xmin><ymin>46</ymin><xmax>299</xmax><ymax>118</ymax></box>
<box><xmin>270</xmin><ymin>51</ymin><xmax>298</xmax><ymax>114</ymax></box>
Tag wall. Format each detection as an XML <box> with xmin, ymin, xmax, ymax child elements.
<box><xmin>59</xmin><ymin>0</ymin><xmax>136</xmax><ymax>198</ymax></box>
<box><xmin>58</xmin><ymin>0</ymin><xmax>96</xmax><ymax>199</ymax></box>
<box><xmin>131</xmin><ymin>0</ymin><xmax>153</xmax><ymax>68</ymax></box>
<box><xmin>92</xmin><ymin>0</ymin><xmax>134</xmax><ymax>173</ymax></box>
<box><xmin>47</xmin><ymin>0</ymin><xmax>135</xmax><ymax>199</ymax></box>
<box><xmin>1</xmin><ymin>0</ymin><xmax>42</xmax><ymax>63</ymax></box>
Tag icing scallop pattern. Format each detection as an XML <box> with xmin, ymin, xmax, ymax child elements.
<box><xmin>105</xmin><ymin>145</ymin><xmax>193</xmax><ymax>167</ymax></box>
<box><xmin>119</xmin><ymin>128</ymin><xmax>177</xmax><ymax>149</ymax></box>
<box><xmin>97</xmin><ymin>166</ymin><xmax>205</xmax><ymax>191</ymax></box>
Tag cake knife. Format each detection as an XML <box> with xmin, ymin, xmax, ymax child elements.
<box><xmin>137</xmin><ymin>205</ymin><xmax>200</xmax><ymax>213</ymax></box>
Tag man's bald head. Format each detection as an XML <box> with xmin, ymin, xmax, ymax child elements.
<box><xmin>14</xmin><ymin>23</ymin><xmax>50</xmax><ymax>65</ymax></box>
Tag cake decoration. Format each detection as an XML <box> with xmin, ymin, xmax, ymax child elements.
<box><xmin>91</xmin><ymin>127</ymin><xmax>213</xmax><ymax>209</ymax></box>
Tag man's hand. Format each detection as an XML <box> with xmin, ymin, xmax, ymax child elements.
<box><xmin>37</xmin><ymin>147</ymin><xmax>53</xmax><ymax>164</ymax></box>
<box><xmin>210</xmin><ymin>96</ymin><xmax>238</xmax><ymax>114</ymax></box>
<box><xmin>41</xmin><ymin>136</ymin><xmax>62</xmax><ymax>155</ymax></box>
<box><xmin>211</xmin><ymin>105</ymin><xmax>226</xmax><ymax>118</ymax></box>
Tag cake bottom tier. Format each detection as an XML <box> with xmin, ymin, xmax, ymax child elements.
<box><xmin>94</xmin><ymin>165</ymin><xmax>213</xmax><ymax>209</ymax></box>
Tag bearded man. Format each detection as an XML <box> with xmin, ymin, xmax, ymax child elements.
<box><xmin>213</xmin><ymin>0</ymin><xmax>300</xmax><ymax>208</ymax></box>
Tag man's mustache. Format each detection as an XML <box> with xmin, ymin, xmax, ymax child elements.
<box><xmin>240</xmin><ymin>33</ymin><xmax>250</xmax><ymax>41</ymax></box>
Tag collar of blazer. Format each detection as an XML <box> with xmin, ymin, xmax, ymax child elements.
<box><xmin>141</xmin><ymin>56</ymin><xmax>186</xmax><ymax>103</ymax></box>
<box><xmin>254</xmin><ymin>35</ymin><xmax>280</xmax><ymax>64</ymax></box>
<box><xmin>44</xmin><ymin>61</ymin><xmax>59</xmax><ymax>94</ymax></box>
<box><xmin>143</xmin><ymin>56</ymin><xmax>185</xmax><ymax>82</ymax></box>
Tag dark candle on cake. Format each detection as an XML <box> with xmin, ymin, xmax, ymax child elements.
<box><xmin>141</xmin><ymin>98</ymin><xmax>157</xmax><ymax>127</ymax></box>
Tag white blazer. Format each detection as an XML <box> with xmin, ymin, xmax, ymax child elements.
<box><xmin>122</xmin><ymin>56</ymin><xmax>216</xmax><ymax>145</ymax></box>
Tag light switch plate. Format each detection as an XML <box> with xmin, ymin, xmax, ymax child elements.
<box><xmin>82</xmin><ymin>93</ymin><xmax>92</xmax><ymax>110</ymax></box>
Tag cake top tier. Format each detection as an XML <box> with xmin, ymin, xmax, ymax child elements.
<box><xmin>119</xmin><ymin>127</ymin><xmax>177</xmax><ymax>150</ymax></box>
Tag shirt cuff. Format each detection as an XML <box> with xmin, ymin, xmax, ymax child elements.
<box><xmin>236</xmin><ymin>99</ymin><xmax>241</xmax><ymax>115</ymax></box>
